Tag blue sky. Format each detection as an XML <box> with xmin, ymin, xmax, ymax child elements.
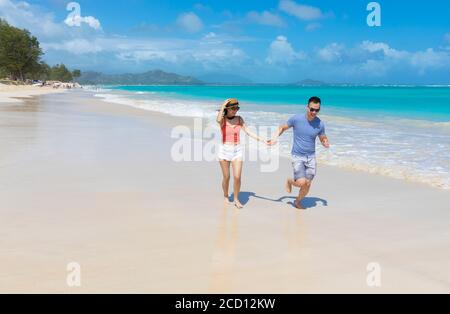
<box><xmin>1</xmin><ymin>0</ymin><xmax>449</xmax><ymax>83</ymax></box>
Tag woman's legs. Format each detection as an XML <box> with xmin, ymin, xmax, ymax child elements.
<box><xmin>219</xmin><ymin>160</ymin><xmax>231</xmax><ymax>204</ymax></box>
<box><xmin>231</xmin><ymin>159</ymin><xmax>243</xmax><ymax>208</ymax></box>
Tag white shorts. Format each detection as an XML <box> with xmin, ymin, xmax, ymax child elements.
<box><xmin>217</xmin><ymin>144</ymin><xmax>243</xmax><ymax>161</ymax></box>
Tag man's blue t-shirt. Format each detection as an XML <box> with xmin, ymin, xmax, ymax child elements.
<box><xmin>287</xmin><ymin>114</ymin><xmax>326</xmax><ymax>156</ymax></box>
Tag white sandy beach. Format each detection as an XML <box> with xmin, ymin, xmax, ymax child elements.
<box><xmin>0</xmin><ymin>84</ymin><xmax>66</xmax><ymax>104</ymax></box>
<box><xmin>0</xmin><ymin>89</ymin><xmax>449</xmax><ymax>293</ymax></box>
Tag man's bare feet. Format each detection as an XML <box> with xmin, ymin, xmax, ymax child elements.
<box><xmin>294</xmin><ymin>198</ymin><xmax>304</xmax><ymax>210</ymax></box>
<box><xmin>285</xmin><ymin>179</ymin><xmax>292</xmax><ymax>194</ymax></box>
<box><xmin>234</xmin><ymin>200</ymin><xmax>244</xmax><ymax>209</ymax></box>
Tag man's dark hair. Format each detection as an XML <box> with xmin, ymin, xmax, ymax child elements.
<box><xmin>308</xmin><ymin>96</ymin><xmax>321</xmax><ymax>105</ymax></box>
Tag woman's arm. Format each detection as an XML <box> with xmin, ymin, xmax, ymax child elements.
<box><xmin>216</xmin><ymin>99</ymin><xmax>230</xmax><ymax>124</ymax></box>
<box><xmin>241</xmin><ymin>117</ymin><xmax>269</xmax><ymax>144</ymax></box>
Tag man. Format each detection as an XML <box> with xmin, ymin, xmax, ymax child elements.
<box><xmin>269</xmin><ymin>96</ymin><xmax>330</xmax><ymax>209</ymax></box>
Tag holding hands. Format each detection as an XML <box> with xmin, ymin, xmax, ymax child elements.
<box><xmin>320</xmin><ymin>136</ymin><xmax>330</xmax><ymax>148</ymax></box>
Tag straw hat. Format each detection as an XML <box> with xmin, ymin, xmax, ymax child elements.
<box><xmin>225</xmin><ymin>98</ymin><xmax>240</xmax><ymax>108</ymax></box>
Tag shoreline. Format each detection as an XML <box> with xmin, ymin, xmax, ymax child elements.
<box><xmin>92</xmin><ymin>88</ymin><xmax>450</xmax><ymax>191</ymax></box>
<box><xmin>0</xmin><ymin>90</ymin><xmax>449</xmax><ymax>293</ymax></box>
<box><xmin>83</xmin><ymin>83</ymin><xmax>450</xmax><ymax>87</ymax></box>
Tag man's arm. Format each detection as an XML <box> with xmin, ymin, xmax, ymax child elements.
<box><xmin>268</xmin><ymin>124</ymin><xmax>291</xmax><ymax>145</ymax></box>
<box><xmin>319</xmin><ymin>135</ymin><xmax>330</xmax><ymax>148</ymax></box>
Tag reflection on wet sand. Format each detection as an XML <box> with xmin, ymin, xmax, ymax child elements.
<box><xmin>0</xmin><ymin>97</ymin><xmax>41</xmax><ymax>172</ymax></box>
<box><xmin>0</xmin><ymin>100</ymin><xmax>43</xmax><ymax>112</ymax></box>
<box><xmin>209</xmin><ymin>205</ymin><xmax>239</xmax><ymax>292</ymax></box>
<box><xmin>282</xmin><ymin>207</ymin><xmax>307</xmax><ymax>288</ymax></box>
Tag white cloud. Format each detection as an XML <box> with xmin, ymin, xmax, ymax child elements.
<box><xmin>43</xmin><ymin>38</ymin><xmax>103</xmax><ymax>54</ymax></box>
<box><xmin>315</xmin><ymin>40</ymin><xmax>450</xmax><ymax>76</ymax></box>
<box><xmin>176</xmin><ymin>12</ymin><xmax>203</xmax><ymax>33</ymax></box>
<box><xmin>359</xmin><ymin>59</ymin><xmax>388</xmax><ymax>77</ymax></box>
<box><xmin>359</xmin><ymin>40</ymin><xmax>450</xmax><ymax>73</ymax></box>
<box><xmin>317</xmin><ymin>43</ymin><xmax>345</xmax><ymax>62</ymax></box>
<box><xmin>201</xmin><ymin>32</ymin><xmax>223</xmax><ymax>44</ymax></box>
<box><xmin>200</xmin><ymin>32</ymin><xmax>257</xmax><ymax>44</ymax></box>
<box><xmin>192</xmin><ymin>47</ymin><xmax>247</xmax><ymax>68</ymax></box>
<box><xmin>116</xmin><ymin>46</ymin><xmax>248</xmax><ymax>71</ymax></box>
<box><xmin>0</xmin><ymin>0</ymin><xmax>64</xmax><ymax>38</ymax></box>
<box><xmin>203</xmin><ymin>32</ymin><xmax>217</xmax><ymax>39</ymax></box>
<box><xmin>117</xmin><ymin>50</ymin><xmax>180</xmax><ymax>63</ymax></box>
<box><xmin>266</xmin><ymin>35</ymin><xmax>306</xmax><ymax>65</ymax></box>
<box><xmin>360</xmin><ymin>40</ymin><xmax>408</xmax><ymax>59</ymax></box>
<box><xmin>247</xmin><ymin>11</ymin><xmax>286</xmax><ymax>27</ymax></box>
<box><xmin>410</xmin><ymin>48</ymin><xmax>450</xmax><ymax>73</ymax></box>
<box><xmin>279</xmin><ymin>0</ymin><xmax>325</xmax><ymax>21</ymax></box>
<box><xmin>43</xmin><ymin>35</ymin><xmax>248</xmax><ymax>71</ymax></box>
<box><xmin>44</xmin><ymin>37</ymin><xmax>183</xmax><ymax>55</ymax></box>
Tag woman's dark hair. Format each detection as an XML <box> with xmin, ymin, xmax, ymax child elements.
<box><xmin>223</xmin><ymin>108</ymin><xmax>238</xmax><ymax>117</ymax></box>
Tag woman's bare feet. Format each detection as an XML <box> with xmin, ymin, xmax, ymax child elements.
<box><xmin>234</xmin><ymin>200</ymin><xmax>244</xmax><ymax>209</ymax></box>
<box><xmin>285</xmin><ymin>179</ymin><xmax>292</xmax><ymax>193</ymax></box>
<box><xmin>294</xmin><ymin>197</ymin><xmax>304</xmax><ymax>209</ymax></box>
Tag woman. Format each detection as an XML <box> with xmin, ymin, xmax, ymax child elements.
<box><xmin>217</xmin><ymin>98</ymin><xmax>269</xmax><ymax>209</ymax></box>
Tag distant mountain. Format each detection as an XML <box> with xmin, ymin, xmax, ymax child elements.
<box><xmin>292</xmin><ymin>79</ymin><xmax>328</xmax><ymax>86</ymax></box>
<box><xmin>77</xmin><ymin>70</ymin><xmax>203</xmax><ymax>85</ymax></box>
<box><xmin>198</xmin><ymin>72</ymin><xmax>253</xmax><ymax>84</ymax></box>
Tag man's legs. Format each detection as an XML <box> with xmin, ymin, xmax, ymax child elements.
<box><xmin>295</xmin><ymin>179</ymin><xmax>311</xmax><ymax>209</ymax></box>
<box><xmin>287</xmin><ymin>154</ymin><xmax>316</xmax><ymax>209</ymax></box>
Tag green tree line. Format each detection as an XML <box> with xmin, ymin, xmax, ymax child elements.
<box><xmin>0</xmin><ymin>19</ymin><xmax>81</xmax><ymax>82</ymax></box>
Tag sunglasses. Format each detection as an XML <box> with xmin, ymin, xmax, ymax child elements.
<box><xmin>229</xmin><ymin>106</ymin><xmax>240</xmax><ymax>111</ymax></box>
<box><xmin>308</xmin><ymin>107</ymin><xmax>320</xmax><ymax>113</ymax></box>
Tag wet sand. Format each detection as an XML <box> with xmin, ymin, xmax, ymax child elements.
<box><xmin>0</xmin><ymin>90</ymin><xmax>449</xmax><ymax>293</ymax></box>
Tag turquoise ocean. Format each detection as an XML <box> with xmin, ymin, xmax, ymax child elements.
<box><xmin>92</xmin><ymin>85</ymin><xmax>450</xmax><ymax>189</ymax></box>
